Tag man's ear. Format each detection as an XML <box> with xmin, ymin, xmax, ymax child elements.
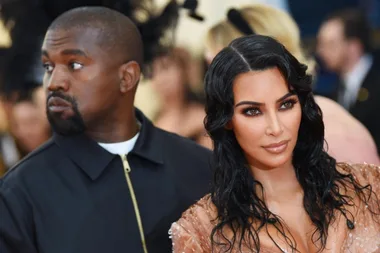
<box><xmin>119</xmin><ymin>61</ymin><xmax>141</xmax><ymax>93</ymax></box>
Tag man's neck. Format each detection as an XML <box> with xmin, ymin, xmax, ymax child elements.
<box><xmin>86</xmin><ymin>108</ymin><xmax>139</xmax><ymax>143</ymax></box>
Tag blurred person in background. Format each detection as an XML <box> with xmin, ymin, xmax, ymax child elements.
<box><xmin>0</xmin><ymin>38</ymin><xmax>48</xmax><ymax>171</ymax></box>
<box><xmin>8</xmin><ymin>89</ymin><xmax>51</xmax><ymax>158</ymax></box>
<box><xmin>0</xmin><ymin>81</ymin><xmax>9</xmax><ymax>175</ymax></box>
<box><xmin>0</xmin><ymin>105</ymin><xmax>9</xmax><ymax>175</ymax></box>
<box><xmin>204</xmin><ymin>5</ymin><xmax>315</xmax><ymax>70</ymax></box>
<box><xmin>0</xmin><ymin>56</ymin><xmax>22</xmax><ymax>174</ymax></box>
<box><xmin>203</xmin><ymin>4</ymin><xmax>379</xmax><ymax>164</ymax></box>
<box><xmin>0</xmin><ymin>87</ymin><xmax>49</xmax><ymax>175</ymax></box>
<box><xmin>287</xmin><ymin>0</ymin><xmax>359</xmax><ymax>38</ymax></box>
<box><xmin>0</xmin><ymin>3</ymin><xmax>51</xmax><ymax>171</ymax></box>
<box><xmin>151</xmin><ymin>47</ymin><xmax>211</xmax><ymax>148</ymax></box>
<box><xmin>32</xmin><ymin>86</ymin><xmax>47</xmax><ymax>115</ymax></box>
<box><xmin>317</xmin><ymin>8</ymin><xmax>380</xmax><ymax>153</ymax></box>
<box><xmin>0</xmin><ymin>112</ymin><xmax>19</xmax><ymax>176</ymax></box>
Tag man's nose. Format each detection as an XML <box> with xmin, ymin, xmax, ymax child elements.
<box><xmin>45</xmin><ymin>67</ymin><xmax>70</xmax><ymax>92</ymax></box>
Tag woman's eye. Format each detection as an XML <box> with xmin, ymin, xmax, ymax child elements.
<box><xmin>243</xmin><ymin>108</ymin><xmax>261</xmax><ymax>116</ymax></box>
<box><xmin>280</xmin><ymin>100</ymin><xmax>296</xmax><ymax>110</ymax></box>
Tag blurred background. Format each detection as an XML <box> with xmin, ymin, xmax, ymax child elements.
<box><xmin>1</xmin><ymin>0</ymin><xmax>380</xmax><ymax>174</ymax></box>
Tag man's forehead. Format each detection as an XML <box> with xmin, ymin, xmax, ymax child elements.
<box><xmin>324</xmin><ymin>20</ymin><xmax>344</xmax><ymax>34</ymax></box>
<box><xmin>42</xmin><ymin>28</ymin><xmax>102</xmax><ymax>49</ymax></box>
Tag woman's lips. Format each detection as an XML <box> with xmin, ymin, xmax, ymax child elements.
<box><xmin>262</xmin><ymin>140</ymin><xmax>289</xmax><ymax>154</ymax></box>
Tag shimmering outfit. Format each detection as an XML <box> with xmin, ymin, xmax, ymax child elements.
<box><xmin>171</xmin><ymin>163</ymin><xmax>380</xmax><ymax>253</ymax></box>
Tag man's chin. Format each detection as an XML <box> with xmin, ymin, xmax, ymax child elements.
<box><xmin>48</xmin><ymin>108</ymin><xmax>75</xmax><ymax>120</ymax></box>
<box><xmin>51</xmin><ymin>124</ymin><xmax>85</xmax><ymax>136</ymax></box>
<box><xmin>47</xmin><ymin>115</ymin><xmax>86</xmax><ymax>136</ymax></box>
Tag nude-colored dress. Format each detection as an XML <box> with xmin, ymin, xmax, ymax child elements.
<box><xmin>170</xmin><ymin>163</ymin><xmax>380</xmax><ymax>252</ymax></box>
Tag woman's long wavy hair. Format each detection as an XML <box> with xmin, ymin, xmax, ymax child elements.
<box><xmin>204</xmin><ymin>34</ymin><xmax>378</xmax><ymax>252</ymax></box>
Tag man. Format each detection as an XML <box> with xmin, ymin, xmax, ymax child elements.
<box><xmin>317</xmin><ymin>8</ymin><xmax>380</xmax><ymax>154</ymax></box>
<box><xmin>0</xmin><ymin>7</ymin><xmax>212</xmax><ymax>253</ymax></box>
<box><xmin>314</xmin><ymin>96</ymin><xmax>379</xmax><ymax>164</ymax></box>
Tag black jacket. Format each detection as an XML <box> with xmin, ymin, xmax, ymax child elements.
<box><xmin>349</xmin><ymin>58</ymin><xmax>380</xmax><ymax>154</ymax></box>
<box><xmin>331</xmin><ymin>54</ymin><xmax>380</xmax><ymax>154</ymax></box>
<box><xmin>0</xmin><ymin>109</ymin><xmax>212</xmax><ymax>253</ymax></box>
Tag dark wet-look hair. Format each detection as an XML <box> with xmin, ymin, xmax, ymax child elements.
<box><xmin>204</xmin><ymin>34</ymin><xmax>379</xmax><ymax>252</ymax></box>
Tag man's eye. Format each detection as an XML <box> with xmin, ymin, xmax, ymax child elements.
<box><xmin>43</xmin><ymin>63</ymin><xmax>54</xmax><ymax>72</ymax></box>
<box><xmin>70</xmin><ymin>62</ymin><xmax>83</xmax><ymax>70</ymax></box>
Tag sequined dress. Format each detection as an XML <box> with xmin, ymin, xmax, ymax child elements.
<box><xmin>170</xmin><ymin>163</ymin><xmax>380</xmax><ymax>252</ymax></box>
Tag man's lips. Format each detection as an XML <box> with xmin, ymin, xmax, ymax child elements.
<box><xmin>47</xmin><ymin>97</ymin><xmax>72</xmax><ymax>112</ymax></box>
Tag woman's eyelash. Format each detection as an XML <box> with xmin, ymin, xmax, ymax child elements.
<box><xmin>280</xmin><ymin>98</ymin><xmax>298</xmax><ymax>109</ymax></box>
<box><xmin>241</xmin><ymin>98</ymin><xmax>298</xmax><ymax>116</ymax></box>
<box><xmin>242</xmin><ymin>107</ymin><xmax>261</xmax><ymax>116</ymax></box>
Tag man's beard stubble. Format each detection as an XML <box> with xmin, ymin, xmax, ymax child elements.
<box><xmin>46</xmin><ymin>91</ymin><xmax>86</xmax><ymax>136</ymax></box>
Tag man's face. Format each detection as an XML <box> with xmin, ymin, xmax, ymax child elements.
<box><xmin>317</xmin><ymin>19</ymin><xmax>349</xmax><ymax>73</ymax></box>
<box><xmin>41</xmin><ymin>28</ymin><xmax>121</xmax><ymax>135</ymax></box>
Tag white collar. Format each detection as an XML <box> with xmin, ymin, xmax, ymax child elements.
<box><xmin>97</xmin><ymin>132</ymin><xmax>140</xmax><ymax>155</ymax></box>
<box><xmin>343</xmin><ymin>54</ymin><xmax>373</xmax><ymax>90</ymax></box>
<box><xmin>341</xmin><ymin>54</ymin><xmax>373</xmax><ymax>108</ymax></box>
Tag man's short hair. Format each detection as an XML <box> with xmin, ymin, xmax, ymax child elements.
<box><xmin>48</xmin><ymin>6</ymin><xmax>144</xmax><ymax>67</ymax></box>
<box><xmin>327</xmin><ymin>8</ymin><xmax>372</xmax><ymax>53</ymax></box>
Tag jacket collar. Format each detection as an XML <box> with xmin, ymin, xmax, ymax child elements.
<box><xmin>54</xmin><ymin>108</ymin><xmax>164</xmax><ymax>180</ymax></box>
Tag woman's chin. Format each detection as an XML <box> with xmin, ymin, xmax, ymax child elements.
<box><xmin>253</xmin><ymin>154</ymin><xmax>293</xmax><ymax>170</ymax></box>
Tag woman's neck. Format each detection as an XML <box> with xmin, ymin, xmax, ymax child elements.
<box><xmin>160</xmin><ymin>95</ymin><xmax>187</xmax><ymax>113</ymax></box>
<box><xmin>250</xmin><ymin>160</ymin><xmax>302</xmax><ymax>201</ymax></box>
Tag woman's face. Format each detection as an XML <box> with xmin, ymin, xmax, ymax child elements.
<box><xmin>151</xmin><ymin>56</ymin><xmax>185</xmax><ymax>99</ymax></box>
<box><xmin>204</xmin><ymin>45</ymin><xmax>223</xmax><ymax>66</ymax></box>
<box><xmin>230</xmin><ymin>67</ymin><xmax>301</xmax><ymax>170</ymax></box>
<box><xmin>10</xmin><ymin>101</ymin><xmax>50</xmax><ymax>153</ymax></box>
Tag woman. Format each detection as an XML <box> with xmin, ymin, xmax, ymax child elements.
<box><xmin>203</xmin><ymin>4</ymin><xmax>379</xmax><ymax>164</ymax></box>
<box><xmin>9</xmin><ymin>95</ymin><xmax>51</xmax><ymax>157</ymax></box>
<box><xmin>151</xmin><ymin>47</ymin><xmax>212</xmax><ymax>148</ymax></box>
<box><xmin>204</xmin><ymin>5</ymin><xmax>313</xmax><ymax>70</ymax></box>
<box><xmin>170</xmin><ymin>35</ymin><xmax>380</xmax><ymax>252</ymax></box>
<box><xmin>1</xmin><ymin>87</ymin><xmax>51</xmax><ymax>175</ymax></box>
<box><xmin>0</xmin><ymin>101</ymin><xmax>9</xmax><ymax>175</ymax></box>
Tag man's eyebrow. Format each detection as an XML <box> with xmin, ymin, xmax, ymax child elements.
<box><xmin>61</xmin><ymin>49</ymin><xmax>88</xmax><ymax>58</ymax></box>
<box><xmin>41</xmin><ymin>50</ymin><xmax>49</xmax><ymax>58</ymax></box>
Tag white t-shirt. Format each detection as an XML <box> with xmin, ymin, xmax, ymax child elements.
<box><xmin>97</xmin><ymin>132</ymin><xmax>140</xmax><ymax>155</ymax></box>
